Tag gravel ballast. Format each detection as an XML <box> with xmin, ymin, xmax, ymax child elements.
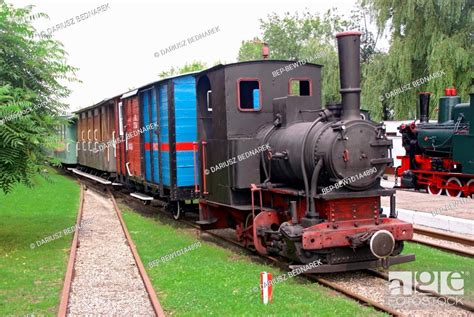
<box><xmin>67</xmin><ymin>189</ymin><xmax>155</xmax><ymax>316</ymax></box>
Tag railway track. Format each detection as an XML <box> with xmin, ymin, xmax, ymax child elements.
<box><xmin>58</xmin><ymin>183</ymin><xmax>85</xmax><ymax>316</ymax></box>
<box><xmin>58</xmin><ymin>179</ymin><xmax>165</xmax><ymax>317</ymax></box>
<box><xmin>103</xmin><ymin>183</ymin><xmax>473</xmax><ymax>317</ymax></box>
<box><xmin>108</xmin><ymin>189</ymin><xmax>165</xmax><ymax>317</ymax></box>
<box><xmin>195</xmin><ymin>228</ymin><xmax>473</xmax><ymax>316</ymax></box>
<box><xmin>412</xmin><ymin>225</ymin><xmax>474</xmax><ymax>257</ymax></box>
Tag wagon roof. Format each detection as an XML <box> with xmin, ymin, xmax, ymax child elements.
<box><xmin>75</xmin><ymin>60</ymin><xmax>322</xmax><ymax>113</ymax></box>
<box><xmin>198</xmin><ymin>59</ymin><xmax>322</xmax><ymax>75</ymax></box>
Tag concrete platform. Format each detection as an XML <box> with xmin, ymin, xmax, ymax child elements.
<box><xmin>381</xmin><ymin>178</ymin><xmax>474</xmax><ymax>220</ymax></box>
<box><xmin>381</xmin><ymin>206</ymin><xmax>474</xmax><ymax>235</ymax></box>
<box><xmin>381</xmin><ymin>176</ymin><xmax>474</xmax><ymax>235</ymax></box>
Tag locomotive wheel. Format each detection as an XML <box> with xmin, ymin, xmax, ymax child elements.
<box><xmin>446</xmin><ymin>177</ymin><xmax>462</xmax><ymax>198</ymax></box>
<box><xmin>466</xmin><ymin>179</ymin><xmax>474</xmax><ymax>198</ymax></box>
<box><xmin>427</xmin><ymin>183</ymin><xmax>443</xmax><ymax>196</ymax></box>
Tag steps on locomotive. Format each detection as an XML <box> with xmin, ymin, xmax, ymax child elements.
<box><xmin>71</xmin><ymin>168</ymin><xmax>112</xmax><ymax>185</ymax></box>
<box><xmin>196</xmin><ymin>218</ymin><xmax>218</xmax><ymax>225</ymax></box>
<box><xmin>130</xmin><ymin>192</ymin><xmax>154</xmax><ymax>201</ymax></box>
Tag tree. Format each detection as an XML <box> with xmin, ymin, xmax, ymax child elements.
<box><xmin>237</xmin><ymin>38</ymin><xmax>265</xmax><ymax>61</ymax></box>
<box><xmin>347</xmin><ymin>2</ymin><xmax>392</xmax><ymax>120</ymax></box>
<box><xmin>363</xmin><ymin>0</ymin><xmax>473</xmax><ymax>119</ymax></box>
<box><xmin>0</xmin><ymin>2</ymin><xmax>77</xmax><ymax>193</ymax></box>
<box><xmin>158</xmin><ymin>61</ymin><xmax>207</xmax><ymax>78</ymax></box>
<box><xmin>237</xmin><ymin>9</ymin><xmax>382</xmax><ymax>110</ymax></box>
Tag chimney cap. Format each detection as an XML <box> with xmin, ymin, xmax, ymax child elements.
<box><xmin>336</xmin><ymin>31</ymin><xmax>363</xmax><ymax>38</ymax></box>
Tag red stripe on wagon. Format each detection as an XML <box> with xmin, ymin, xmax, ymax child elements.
<box><xmin>144</xmin><ymin>142</ymin><xmax>151</xmax><ymax>150</ymax></box>
<box><xmin>160</xmin><ymin>142</ymin><xmax>195</xmax><ymax>151</ymax></box>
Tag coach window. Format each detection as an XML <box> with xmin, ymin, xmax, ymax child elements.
<box><xmin>238</xmin><ymin>79</ymin><xmax>262</xmax><ymax>111</ymax></box>
<box><xmin>289</xmin><ymin>78</ymin><xmax>312</xmax><ymax>96</ymax></box>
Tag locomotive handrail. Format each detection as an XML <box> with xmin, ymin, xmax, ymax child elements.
<box><xmin>94</xmin><ymin>129</ymin><xmax>98</xmax><ymax>141</ymax></box>
<box><xmin>88</xmin><ymin>141</ymin><xmax>91</xmax><ymax>151</ymax></box>
<box><xmin>76</xmin><ymin>142</ymin><xmax>79</xmax><ymax>158</ymax></box>
<box><xmin>193</xmin><ymin>141</ymin><xmax>200</xmax><ymax>193</ymax></box>
<box><xmin>87</xmin><ymin>129</ymin><xmax>91</xmax><ymax>141</ymax></box>
<box><xmin>201</xmin><ymin>141</ymin><xmax>208</xmax><ymax>195</ymax></box>
<box><xmin>82</xmin><ymin>141</ymin><xmax>86</xmax><ymax>151</ymax></box>
<box><xmin>66</xmin><ymin>142</ymin><xmax>70</xmax><ymax>153</ymax></box>
<box><xmin>250</xmin><ymin>184</ymin><xmax>263</xmax><ymax>220</ymax></box>
<box><xmin>81</xmin><ymin>131</ymin><xmax>85</xmax><ymax>140</ymax></box>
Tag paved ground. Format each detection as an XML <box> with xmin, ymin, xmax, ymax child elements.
<box><xmin>381</xmin><ymin>176</ymin><xmax>474</xmax><ymax>220</ymax></box>
<box><xmin>67</xmin><ymin>189</ymin><xmax>154</xmax><ymax>316</ymax></box>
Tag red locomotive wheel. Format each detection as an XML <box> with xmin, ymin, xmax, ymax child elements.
<box><xmin>427</xmin><ymin>183</ymin><xmax>443</xmax><ymax>196</ymax></box>
<box><xmin>466</xmin><ymin>179</ymin><xmax>474</xmax><ymax>198</ymax></box>
<box><xmin>446</xmin><ymin>177</ymin><xmax>462</xmax><ymax>198</ymax></box>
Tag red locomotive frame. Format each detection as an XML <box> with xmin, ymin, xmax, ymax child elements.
<box><xmin>397</xmin><ymin>154</ymin><xmax>474</xmax><ymax>197</ymax></box>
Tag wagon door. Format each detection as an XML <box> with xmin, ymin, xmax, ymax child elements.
<box><xmin>151</xmin><ymin>88</ymin><xmax>160</xmax><ymax>184</ymax></box>
<box><xmin>140</xmin><ymin>89</ymin><xmax>153</xmax><ymax>183</ymax></box>
<box><xmin>173</xmin><ymin>76</ymin><xmax>198</xmax><ymax>187</ymax></box>
<box><xmin>159</xmin><ymin>84</ymin><xmax>170</xmax><ymax>186</ymax></box>
<box><xmin>124</xmin><ymin>95</ymin><xmax>142</xmax><ymax>177</ymax></box>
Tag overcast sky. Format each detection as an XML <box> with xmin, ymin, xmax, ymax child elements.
<box><xmin>10</xmin><ymin>0</ymin><xmax>389</xmax><ymax>111</ymax></box>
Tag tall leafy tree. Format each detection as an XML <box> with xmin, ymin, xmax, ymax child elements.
<box><xmin>364</xmin><ymin>0</ymin><xmax>473</xmax><ymax>119</ymax></box>
<box><xmin>347</xmin><ymin>2</ymin><xmax>393</xmax><ymax>120</ymax></box>
<box><xmin>237</xmin><ymin>38</ymin><xmax>265</xmax><ymax>61</ymax></box>
<box><xmin>158</xmin><ymin>61</ymin><xmax>207</xmax><ymax>78</ymax></box>
<box><xmin>237</xmin><ymin>9</ymin><xmax>385</xmax><ymax>111</ymax></box>
<box><xmin>0</xmin><ymin>2</ymin><xmax>77</xmax><ymax>193</ymax></box>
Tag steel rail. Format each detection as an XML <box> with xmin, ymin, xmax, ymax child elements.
<box><xmin>112</xmin><ymin>190</ymin><xmax>400</xmax><ymax>316</ymax></box>
<box><xmin>367</xmin><ymin>269</ymin><xmax>474</xmax><ymax>313</ymax></box>
<box><xmin>58</xmin><ymin>182</ymin><xmax>85</xmax><ymax>317</ymax></box>
<box><xmin>108</xmin><ymin>189</ymin><xmax>166</xmax><ymax>317</ymax></box>
<box><xmin>412</xmin><ymin>226</ymin><xmax>474</xmax><ymax>257</ymax></box>
<box><xmin>413</xmin><ymin>226</ymin><xmax>474</xmax><ymax>246</ymax></box>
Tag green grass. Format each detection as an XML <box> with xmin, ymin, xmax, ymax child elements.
<box><xmin>0</xmin><ymin>169</ymin><xmax>80</xmax><ymax>316</ymax></box>
<box><xmin>389</xmin><ymin>242</ymin><xmax>473</xmax><ymax>301</ymax></box>
<box><xmin>122</xmin><ymin>208</ymin><xmax>385</xmax><ymax>317</ymax></box>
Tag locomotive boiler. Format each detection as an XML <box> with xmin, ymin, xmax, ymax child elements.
<box><xmin>196</xmin><ymin>31</ymin><xmax>414</xmax><ymax>272</ymax></box>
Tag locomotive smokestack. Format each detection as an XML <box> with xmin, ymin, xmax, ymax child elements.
<box><xmin>418</xmin><ymin>92</ymin><xmax>431</xmax><ymax>123</ymax></box>
<box><xmin>336</xmin><ymin>31</ymin><xmax>362</xmax><ymax>120</ymax></box>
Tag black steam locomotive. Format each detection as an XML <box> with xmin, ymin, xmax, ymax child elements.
<box><xmin>195</xmin><ymin>31</ymin><xmax>413</xmax><ymax>272</ymax></box>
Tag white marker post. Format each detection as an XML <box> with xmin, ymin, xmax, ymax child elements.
<box><xmin>260</xmin><ymin>272</ymin><xmax>273</xmax><ymax>304</ymax></box>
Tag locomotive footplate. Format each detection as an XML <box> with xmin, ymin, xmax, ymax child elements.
<box><xmin>289</xmin><ymin>254</ymin><xmax>415</xmax><ymax>273</ymax></box>
<box><xmin>301</xmin><ymin>218</ymin><xmax>413</xmax><ymax>250</ymax></box>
